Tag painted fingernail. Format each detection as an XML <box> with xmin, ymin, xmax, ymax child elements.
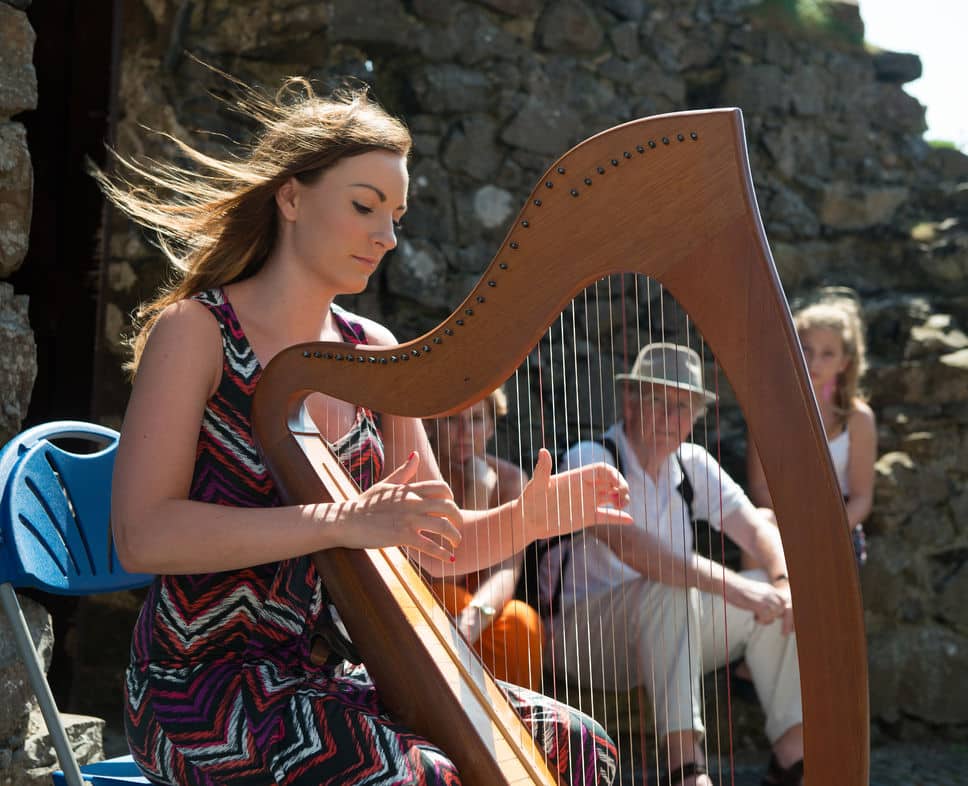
<box><xmin>408</xmin><ymin>450</ymin><xmax>417</xmax><ymax>460</ymax></box>
<box><xmin>449</xmin><ymin>554</ymin><xmax>456</xmax><ymax>563</ymax></box>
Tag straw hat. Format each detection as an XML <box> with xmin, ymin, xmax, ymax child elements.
<box><xmin>615</xmin><ymin>342</ymin><xmax>717</xmax><ymax>404</ymax></box>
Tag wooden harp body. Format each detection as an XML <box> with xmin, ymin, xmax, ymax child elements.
<box><xmin>251</xmin><ymin>108</ymin><xmax>869</xmax><ymax>786</ymax></box>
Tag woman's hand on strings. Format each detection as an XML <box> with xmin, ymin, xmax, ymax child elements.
<box><xmin>337</xmin><ymin>452</ymin><xmax>462</xmax><ymax>561</ymax></box>
<box><xmin>520</xmin><ymin>448</ymin><xmax>633</xmax><ymax>539</ymax></box>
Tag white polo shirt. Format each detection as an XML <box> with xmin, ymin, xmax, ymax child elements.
<box><xmin>542</xmin><ymin>422</ymin><xmax>750</xmax><ymax>612</ymax></box>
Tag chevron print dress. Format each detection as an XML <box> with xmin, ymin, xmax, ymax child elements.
<box><xmin>124</xmin><ymin>288</ymin><xmax>617</xmax><ymax>786</ymax></box>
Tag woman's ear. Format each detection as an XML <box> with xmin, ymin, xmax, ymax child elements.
<box><xmin>275</xmin><ymin>177</ymin><xmax>300</xmax><ymax>222</ymax></box>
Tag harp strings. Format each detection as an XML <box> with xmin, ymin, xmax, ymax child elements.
<box><xmin>417</xmin><ymin>273</ymin><xmax>738</xmax><ymax>781</ymax></box>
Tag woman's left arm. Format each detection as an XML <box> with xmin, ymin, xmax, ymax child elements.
<box><xmin>844</xmin><ymin>401</ymin><xmax>877</xmax><ymax>527</ymax></box>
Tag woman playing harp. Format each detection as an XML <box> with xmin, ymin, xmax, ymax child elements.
<box><xmin>100</xmin><ymin>78</ymin><xmax>633</xmax><ymax>786</ymax></box>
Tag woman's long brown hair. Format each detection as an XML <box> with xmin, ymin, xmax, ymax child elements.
<box><xmin>91</xmin><ymin>73</ymin><xmax>411</xmax><ymax>374</ymax></box>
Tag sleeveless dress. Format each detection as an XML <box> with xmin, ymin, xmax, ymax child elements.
<box><xmin>124</xmin><ymin>288</ymin><xmax>617</xmax><ymax>786</ymax></box>
<box><xmin>827</xmin><ymin>428</ymin><xmax>867</xmax><ymax>566</ymax></box>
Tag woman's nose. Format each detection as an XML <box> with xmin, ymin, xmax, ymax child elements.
<box><xmin>374</xmin><ymin>221</ymin><xmax>397</xmax><ymax>251</ymax></box>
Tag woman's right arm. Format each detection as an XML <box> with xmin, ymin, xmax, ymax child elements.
<box><xmin>111</xmin><ymin>302</ymin><xmax>461</xmax><ymax>575</ymax></box>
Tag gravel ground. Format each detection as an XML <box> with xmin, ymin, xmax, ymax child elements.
<box><xmin>612</xmin><ymin>743</ymin><xmax>968</xmax><ymax>785</ymax></box>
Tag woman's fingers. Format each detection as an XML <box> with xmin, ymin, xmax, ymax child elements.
<box><xmin>531</xmin><ymin>447</ymin><xmax>553</xmax><ymax>486</ymax></box>
<box><xmin>382</xmin><ymin>450</ymin><xmax>420</xmax><ymax>484</ymax></box>
<box><xmin>594</xmin><ymin>505</ymin><xmax>635</xmax><ymax>526</ymax></box>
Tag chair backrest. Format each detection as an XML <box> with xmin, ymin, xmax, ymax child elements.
<box><xmin>0</xmin><ymin>421</ymin><xmax>153</xmax><ymax>594</ymax></box>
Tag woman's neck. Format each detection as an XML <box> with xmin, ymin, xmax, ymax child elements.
<box><xmin>229</xmin><ymin>263</ymin><xmax>341</xmax><ymax>346</ymax></box>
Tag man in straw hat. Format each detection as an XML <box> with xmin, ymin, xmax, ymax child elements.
<box><xmin>541</xmin><ymin>343</ymin><xmax>804</xmax><ymax>786</ymax></box>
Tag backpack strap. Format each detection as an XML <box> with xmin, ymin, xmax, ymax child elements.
<box><xmin>674</xmin><ymin>452</ymin><xmax>695</xmax><ymax>524</ymax></box>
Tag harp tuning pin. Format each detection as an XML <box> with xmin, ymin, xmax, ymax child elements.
<box><xmin>334</xmin><ymin>353</ymin><xmax>343</xmax><ymax>360</ymax></box>
<box><xmin>662</xmin><ymin>136</ymin><xmax>670</xmax><ymax>145</ymax></box>
<box><xmin>368</xmin><ymin>356</ymin><xmax>376</xmax><ymax>363</ymax></box>
<box><xmin>677</xmin><ymin>133</ymin><xmax>685</xmax><ymax>142</ymax></box>
<box><xmin>584</xmin><ymin>177</ymin><xmax>592</xmax><ymax>185</ymax></box>
<box><xmin>597</xmin><ymin>166</ymin><xmax>605</xmax><ymax>174</ymax></box>
<box><xmin>444</xmin><ymin>328</ymin><xmax>454</xmax><ymax>335</ymax></box>
<box><xmin>499</xmin><ymin>263</ymin><xmax>508</xmax><ymax>270</ymax></box>
<box><xmin>521</xmin><ymin>219</ymin><xmax>529</xmax><ymax>227</ymax></box>
<box><xmin>648</xmin><ymin>139</ymin><xmax>656</xmax><ymax>148</ymax></box>
<box><xmin>691</xmin><ymin>131</ymin><xmax>698</xmax><ymax>140</ymax></box>
<box><xmin>487</xmin><ymin>280</ymin><xmax>496</xmax><ymax>287</ymax></box>
<box><xmin>510</xmin><ymin>241</ymin><xmax>519</xmax><ymax>249</ymax></box>
<box><xmin>545</xmin><ymin>180</ymin><xmax>554</xmax><ymax>188</ymax></box>
<box><xmin>411</xmin><ymin>349</ymin><xmax>420</xmax><ymax>357</ymax></box>
<box><xmin>302</xmin><ymin>351</ymin><xmax>311</xmax><ymax>358</ymax></box>
<box><xmin>422</xmin><ymin>345</ymin><xmax>431</xmax><ymax>352</ymax></box>
<box><xmin>636</xmin><ymin>145</ymin><xmax>644</xmax><ymax>153</ymax></box>
<box><xmin>570</xmin><ymin>188</ymin><xmax>579</xmax><ymax>196</ymax></box>
<box><xmin>433</xmin><ymin>337</ymin><xmax>442</xmax><ymax>344</ymax></box>
<box><xmin>556</xmin><ymin>166</ymin><xmax>566</xmax><ymax>174</ymax></box>
<box><xmin>456</xmin><ymin>319</ymin><xmax>464</xmax><ymax>326</ymax></box>
<box><xmin>623</xmin><ymin>151</ymin><xmax>632</xmax><ymax>158</ymax></box>
<box><xmin>610</xmin><ymin>159</ymin><xmax>619</xmax><ymax>166</ymax></box>
<box><xmin>534</xmin><ymin>199</ymin><xmax>542</xmax><ymax>206</ymax></box>
<box><xmin>465</xmin><ymin>308</ymin><xmax>474</xmax><ymax>316</ymax></box>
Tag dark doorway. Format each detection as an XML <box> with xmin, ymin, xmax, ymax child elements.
<box><xmin>12</xmin><ymin>0</ymin><xmax>119</xmax><ymax>426</ymax></box>
<box><xmin>11</xmin><ymin>0</ymin><xmax>121</xmax><ymax>712</ymax></box>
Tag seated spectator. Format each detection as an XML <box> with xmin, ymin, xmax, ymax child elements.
<box><xmin>747</xmin><ymin>289</ymin><xmax>876</xmax><ymax>569</ymax></box>
<box><xmin>544</xmin><ymin>342</ymin><xmax>804</xmax><ymax>786</ymax></box>
<box><xmin>425</xmin><ymin>387</ymin><xmax>544</xmax><ymax>689</ymax></box>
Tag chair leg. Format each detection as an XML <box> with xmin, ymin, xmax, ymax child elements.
<box><xmin>0</xmin><ymin>583</ymin><xmax>86</xmax><ymax>786</ymax></box>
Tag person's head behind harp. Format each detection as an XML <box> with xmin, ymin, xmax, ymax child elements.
<box><xmin>92</xmin><ymin>73</ymin><xmax>412</xmax><ymax>374</ymax></box>
<box><xmin>616</xmin><ymin>342</ymin><xmax>715</xmax><ymax>447</ymax></box>
<box><xmin>793</xmin><ymin>287</ymin><xmax>868</xmax><ymax>415</ymax></box>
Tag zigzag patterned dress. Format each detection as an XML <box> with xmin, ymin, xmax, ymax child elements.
<box><xmin>124</xmin><ymin>288</ymin><xmax>617</xmax><ymax>786</ymax></box>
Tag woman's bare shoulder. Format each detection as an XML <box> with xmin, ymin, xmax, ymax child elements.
<box><xmin>848</xmin><ymin>399</ymin><xmax>875</xmax><ymax>428</ymax></box>
<box><xmin>336</xmin><ymin>307</ymin><xmax>398</xmax><ymax>347</ymax></box>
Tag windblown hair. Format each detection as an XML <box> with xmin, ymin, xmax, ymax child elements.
<box><xmin>93</xmin><ymin>74</ymin><xmax>412</xmax><ymax>375</ymax></box>
<box><xmin>794</xmin><ymin>288</ymin><xmax>868</xmax><ymax>420</ymax></box>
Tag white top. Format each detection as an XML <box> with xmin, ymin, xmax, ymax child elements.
<box><xmin>828</xmin><ymin>429</ymin><xmax>850</xmax><ymax>496</ymax></box>
<box><xmin>542</xmin><ymin>422</ymin><xmax>751</xmax><ymax>611</ymax></box>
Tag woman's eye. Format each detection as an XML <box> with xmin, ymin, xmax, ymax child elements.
<box><xmin>352</xmin><ymin>201</ymin><xmax>373</xmax><ymax>215</ymax></box>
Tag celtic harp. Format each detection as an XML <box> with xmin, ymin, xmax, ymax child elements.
<box><xmin>250</xmin><ymin>108</ymin><xmax>868</xmax><ymax>786</ymax></box>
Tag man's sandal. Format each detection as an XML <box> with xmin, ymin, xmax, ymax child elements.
<box><xmin>665</xmin><ymin>761</ymin><xmax>709</xmax><ymax>785</ymax></box>
<box><xmin>761</xmin><ymin>754</ymin><xmax>803</xmax><ymax>786</ymax></box>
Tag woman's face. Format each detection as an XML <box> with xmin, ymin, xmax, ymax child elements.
<box><xmin>280</xmin><ymin>149</ymin><xmax>408</xmax><ymax>295</ymax></box>
<box><xmin>799</xmin><ymin>327</ymin><xmax>849</xmax><ymax>394</ymax></box>
<box><xmin>428</xmin><ymin>401</ymin><xmax>495</xmax><ymax>468</ymax></box>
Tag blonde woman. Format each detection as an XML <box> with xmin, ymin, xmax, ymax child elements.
<box><xmin>747</xmin><ymin>289</ymin><xmax>876</xmax><ymax>567</ymax></box>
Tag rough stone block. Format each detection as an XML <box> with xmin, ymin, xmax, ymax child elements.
<box><xmin>0</xmin><ymin>121</ymin><xmax>32</xmax><ymax>275</ymax></box>
<box><xmin>0</xmin><ymin>4</ymin><xmax>36</xmax><ymax>117</ymax></box>
<box><xmin>0</xmin><ymin>282</ymin><xmax>37</xmax><ymax>445</ymax></box>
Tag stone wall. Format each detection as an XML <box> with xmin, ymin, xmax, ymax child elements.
<box><xmin>13</xmin><ymin>0</ymin><xmax>968</xmax><ymax>749</ymax></box>
<box><xmin>0</xmin><ymin>0</ymin><xmax>37</xmax><ymax>446</ymax></box>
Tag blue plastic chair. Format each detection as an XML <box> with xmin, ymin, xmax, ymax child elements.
<box><xmin>0</xmin><ymin>422</ymin><xmax>153</xmax><ymax>786</ymax></box>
